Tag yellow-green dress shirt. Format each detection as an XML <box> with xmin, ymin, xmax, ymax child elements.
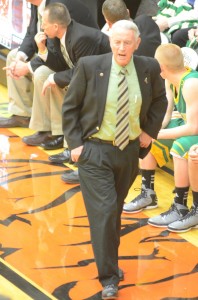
<box><xmin>92</xmin><ymin>57</ymin><xmax>142</xmax><ymax>141</ymax></box>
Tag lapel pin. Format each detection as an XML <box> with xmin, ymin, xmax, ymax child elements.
<box><xmin>100</xmin><ymin>73</ymin><xmax>104</xmax><ymax>77</ymax></box>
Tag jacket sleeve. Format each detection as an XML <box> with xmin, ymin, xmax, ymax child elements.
<box><xmin>29</xmin><ymin>38</ymin><xmax>68</xmax><ymax>73</ymax></box>
<box><xmin>53</xmin><ymin>31</ymin><xmax>111</xmax><ymax>88</ymax></box>
<box><xmin>18</xmin><ymin>5</ymin><xmax>38</xmax><ymax>61</ymax></box>
<box><xmin>62</xmin><ymin>58</ymin><xmax>87</xmax><ymax>149</ymax></box>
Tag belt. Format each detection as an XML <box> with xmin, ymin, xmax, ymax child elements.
<box><xmin>89</xmin><ymin>137</ymin><xmax>115</xmax><ymax>145</ymax></box>
<box><xmin>88</xmin><ymin>137</ymin><xmax>137</xmax><ymax>145</ymax></box>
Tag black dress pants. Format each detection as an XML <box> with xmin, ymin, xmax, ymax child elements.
<box><xmin>171</xmin><ymin>27</ymin><xmax>196</xmax><ymax>48</ymax></box>
<box><xmin>78</xmin><ymin>139</ymin><xmax>139</xmax><ymax>286</ymax></box>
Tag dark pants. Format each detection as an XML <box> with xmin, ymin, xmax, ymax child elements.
<box><xmin>171</xmin><ymin>27</ymin><xmax>196</xmax><ymax>47</ymax></box>
<box><xmin>78</xmin><ymin>139</ymin><xmax>139</xmax><ymax>286</ymax></box>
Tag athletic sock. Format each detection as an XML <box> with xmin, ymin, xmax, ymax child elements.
<box><xmin>141</xmin><ymin>169</ymin><xmax>155</xmax><ymax>190</ymax></box>
<box><xmin>192</xmin><ymin>191</ymin><xmax>198</xmax><ymax>207</ymax></box>
<box><xmin>174</xmin><ymin>186</ymin><xmax>189</xmax><ymax>207</ymax></box>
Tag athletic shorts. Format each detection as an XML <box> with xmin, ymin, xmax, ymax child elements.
<box><xmin>150</xmin><ymin>118</ymin><xmax>198</xmax><ymax>167</ymax></box>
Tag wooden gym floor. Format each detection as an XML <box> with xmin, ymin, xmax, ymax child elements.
<box><xmin>0</xmin><ymin>84</ymin><xmax>198</xmax><ymax>300</ymax></box>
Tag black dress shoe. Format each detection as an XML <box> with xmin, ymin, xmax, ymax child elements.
<box><xmin>102</xmin><ymin>284</ymin><xmax>118</xmax><ymax>299</ymax></box>
<box><xmin>41</xmin><ymin>135</ymin><xmax>64</xmax><ymax>150</ymax></box>
<box><xmin>22</xmin><ymin>131</ymin><xmax>52</xmax><ymax>146</ymax></box>
<box><xmin>118</xmin><ymin>268</ymin><xmax>124</xmax><ymax>281</ymax></box>
<box><xmin>48</xmin><ymin>149</ymin><xmax>71</xmax><ymax>163</ymax></box>
<box><xmin>61</xmin><ymin>169</ymin><xmax>79</xmax><ymax>184</ymax></box>
<box><xmin>0</xmin><ymin>115</ymin><xmax>30</xmax><ymax>128</ymax></box>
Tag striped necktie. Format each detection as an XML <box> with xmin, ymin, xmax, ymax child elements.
<box><xmin>114</xmin><ymin>68</ymin><xmax>130</xmax><ymax>150</ymax></box>
<box><xmin>37</xmin><ymin>11</ymin><xmax>42</xmax><ymax>31</ymax></box>
<box><xmin>60</xmin><ymin>43</ymin><xmax>74</xmax><ymax>69</ymax></box>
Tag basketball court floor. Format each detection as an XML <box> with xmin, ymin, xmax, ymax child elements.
<box><xmin>0</xmin><ymin>84</ymin><xmax>198</xmax><ymax>300</ymax></box>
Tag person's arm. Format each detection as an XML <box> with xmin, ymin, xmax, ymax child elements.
<box><xmin>139</xmin><ymin>58</ymin><xmax>168</xmax><ymax>149</ymax></box>
<box><xmin>3</xmin><ymin>60</ymin><xmax>31</xmax><ymax>79</ymax></box>
<box><xmin>62</xmin><ymin>58</ymin><xmax>87</xmax><ymax>150</ymax></box>
<box><xmin>188</xmin><ymin>144</ymin><xmax>198</xmax><ymax>162</ymax></box>
<box><xmin>188</xmin><ymin>27</ymin><xmax>198</xmax><ymax>42</ymax></box>
<box><xmin>34</xmin><ymin>31</ymin><xmax>48</xmax><ymax>61</ymax></box>
<box><xmin>158</xmin><ymin>78</ymin><xmax>198</xmax><ymax>139</ymax></box>
<box><xmin>161</xmin><ymin>80</ymin><xmax>174</xmax><ymax>129</ymax></box>
<box><xmin>18</xmin><ymin>4</ymin><xmax>38</xmax><ymax>60</ymax></box>
<box><xmin>140</xmin><ymin>58</ymin><xmax>168</xmax><ymax>139</ymax></box>
<box><xmin>155</xmin><ymin>0</ymin><xmax>198</xmax><ymax>31</ymax></box>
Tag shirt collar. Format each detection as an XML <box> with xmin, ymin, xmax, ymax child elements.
<box><xmin>112</xmin><ymin>56</ymin><xmax>134</xmax><ymax>75</ymax></box>
<box><xmin>38</xmin><ymin>0</ymin><xmax>46</xmax><ymax>16</ymax></box>
<box><xmin>60</xmin><ymin>31</ymin><xmax>66</xmax><ymax>46</ymax></box>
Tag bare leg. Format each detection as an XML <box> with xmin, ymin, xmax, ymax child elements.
<box><xmin>140</xmin><ymin>152</ymin><xmax>158</xmax><ymax>170</ymax></box>
<box><xmin>188</xmin><ymin>146</ymin><xmax>198</xmax><ymax>192</ymax></box>
<box><xmin>173</xmin><ymin>156</ymin><xmax>189</xmax><ymax>187</ymax></box>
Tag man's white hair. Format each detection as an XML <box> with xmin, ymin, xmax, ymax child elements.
<box><xmin>111</xmin><ymin>19</ymin><xmax>140</xmax><ymax>39</ymax></box>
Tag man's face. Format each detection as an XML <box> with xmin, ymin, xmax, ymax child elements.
<box><xmin>41</xmin><ymin>11</ymin><xmax>58</xmax><ymax>38</ymax></box>
<box><xmin>110</xmin><ymin>27</ymin><xmax>140</xmax><ymax>66</ymax></box>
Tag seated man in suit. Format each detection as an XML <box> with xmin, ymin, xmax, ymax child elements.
<box><xmin>1</xmin><ymin>0</ymin><xmax>98</xmax><ymax>129</ymax></box>
<box><xmin>97</xmin><ymin>0</ymin><xmax>142</xmax><ymax>29</ymax></box>
<box><xmin>8</xmin><ymin>3</ymin><xmax>111</xmax><ymax>150</ymax></box>
<box><xmin>123</xmin><ymin>44</ymin><xmax>198</xmax><ymax>233</ymax></box>
<box><xmin>101</xmin><ymin>0</ymin><xmax>161</xmax><ymax>57</ymax></box>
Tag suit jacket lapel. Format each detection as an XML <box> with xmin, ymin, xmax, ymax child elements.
<box><xmin>65</xmin><ymin>22</ymin><xmax>73</xmax><ymax>60</ymax></box>
<box><xmin>96</xmin><ymin>53</ymin><xmax>112</xmax><ymax>126</ymax></box>
<box><xmin>133</xmin><ymin>55</ymin><xmax>151</xmax><ymax>104</ymax></box>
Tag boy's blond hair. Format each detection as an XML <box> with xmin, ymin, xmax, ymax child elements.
<box><xmin>155</xmin><ymin>44</ymin><xmax>184</xmax><ymax>71</ymax></box>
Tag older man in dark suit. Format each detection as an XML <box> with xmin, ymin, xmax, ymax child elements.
<box><xmin>62</xmin><ymin>20</ymin><xmax>167</xmax><ymax>299</ymax></box>
<box><xmin>49</xmin><ymin>0</ymin><xmax>161</xmax><ymax>182</ymax></box>
<box><xmin>0</xmin><ymin>0</ymin><xmax>98</xmax><ymax>129</ymax></box>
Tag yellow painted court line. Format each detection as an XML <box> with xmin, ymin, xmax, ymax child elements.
<box><xmin>0</xmin><ymin>258</ymin><xmax>57</xmax><ymax>300</ymax></box>
<box><xmin>0</xmin><ymin>276</ymin><xmax>33</xmax><ymax>300</ymax></box>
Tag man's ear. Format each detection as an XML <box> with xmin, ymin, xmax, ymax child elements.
<box><xmin>106</xmin><ymin>19</ymin><xmax>112</xmax><ymax>29</ymax></box>
<box><xmin>135</xmin><ymin>37</ymin><xmax>141</xmax><ymax>50</ymax></box>
<box><xmin>52</xmin><ymin>23</ymin><xmax>57</xmax><ymax>31</ymax></box>
<box><xmin>159</xmin><ymin>63</ymin><xmax>165</xmax><ymax>72</ymax></box>
<box><xmin>127</xmin><ymin>8</ymin><xmax>130</xmax><ymax>19</ymax></box>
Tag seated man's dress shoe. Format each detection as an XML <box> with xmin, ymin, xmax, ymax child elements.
<box><xmin>118</xmin><ymin>268</ymin><xmax>124</xmax><ymax>281</ymax></box>
<box><xmin>102</xmin><ymin>284</ymin><xmax>118</xmax><ymax>299</ymax></box>
<box><xmin>41</xmin><ymin>135</ymin><xmax>64</xmax><ymax>150</ymax></box>
<box><xmin>22</xmin><ymin>131</ymin><xmax>52</xmax><ymax>146</ymax></box>
<box><xmin>61</xmin><ymin>169</ymin><xmax>79</xmax><ymax>184</ymax></box>
<box><xmin>48</xmin><ymin>149</ymin><xmax>71</xmax><ymax>163</ymax></box>
<box><xmin>0</xmin><ymin>115</ymin><xmax>30</xmax><ymax>128</ymax></box>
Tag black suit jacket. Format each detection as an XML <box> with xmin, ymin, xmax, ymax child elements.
<box><xmin>18</xmin><ymin>0</ymin><xmax>98</xmax><ymax>61</ymax></box>
<box><xmin>31</xmin><ymin>20</ymin><xmax>111</xmax><ymax>88</ymax></box>
<box><xmin>62</xmin><ymin>53</ymin><xmax>167</xmax><ymax>158</ymax></box>
<box><xmin>134</xmin><ymin>14</ymin><xmax>161</xmax><ymax>58</ymax></box>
